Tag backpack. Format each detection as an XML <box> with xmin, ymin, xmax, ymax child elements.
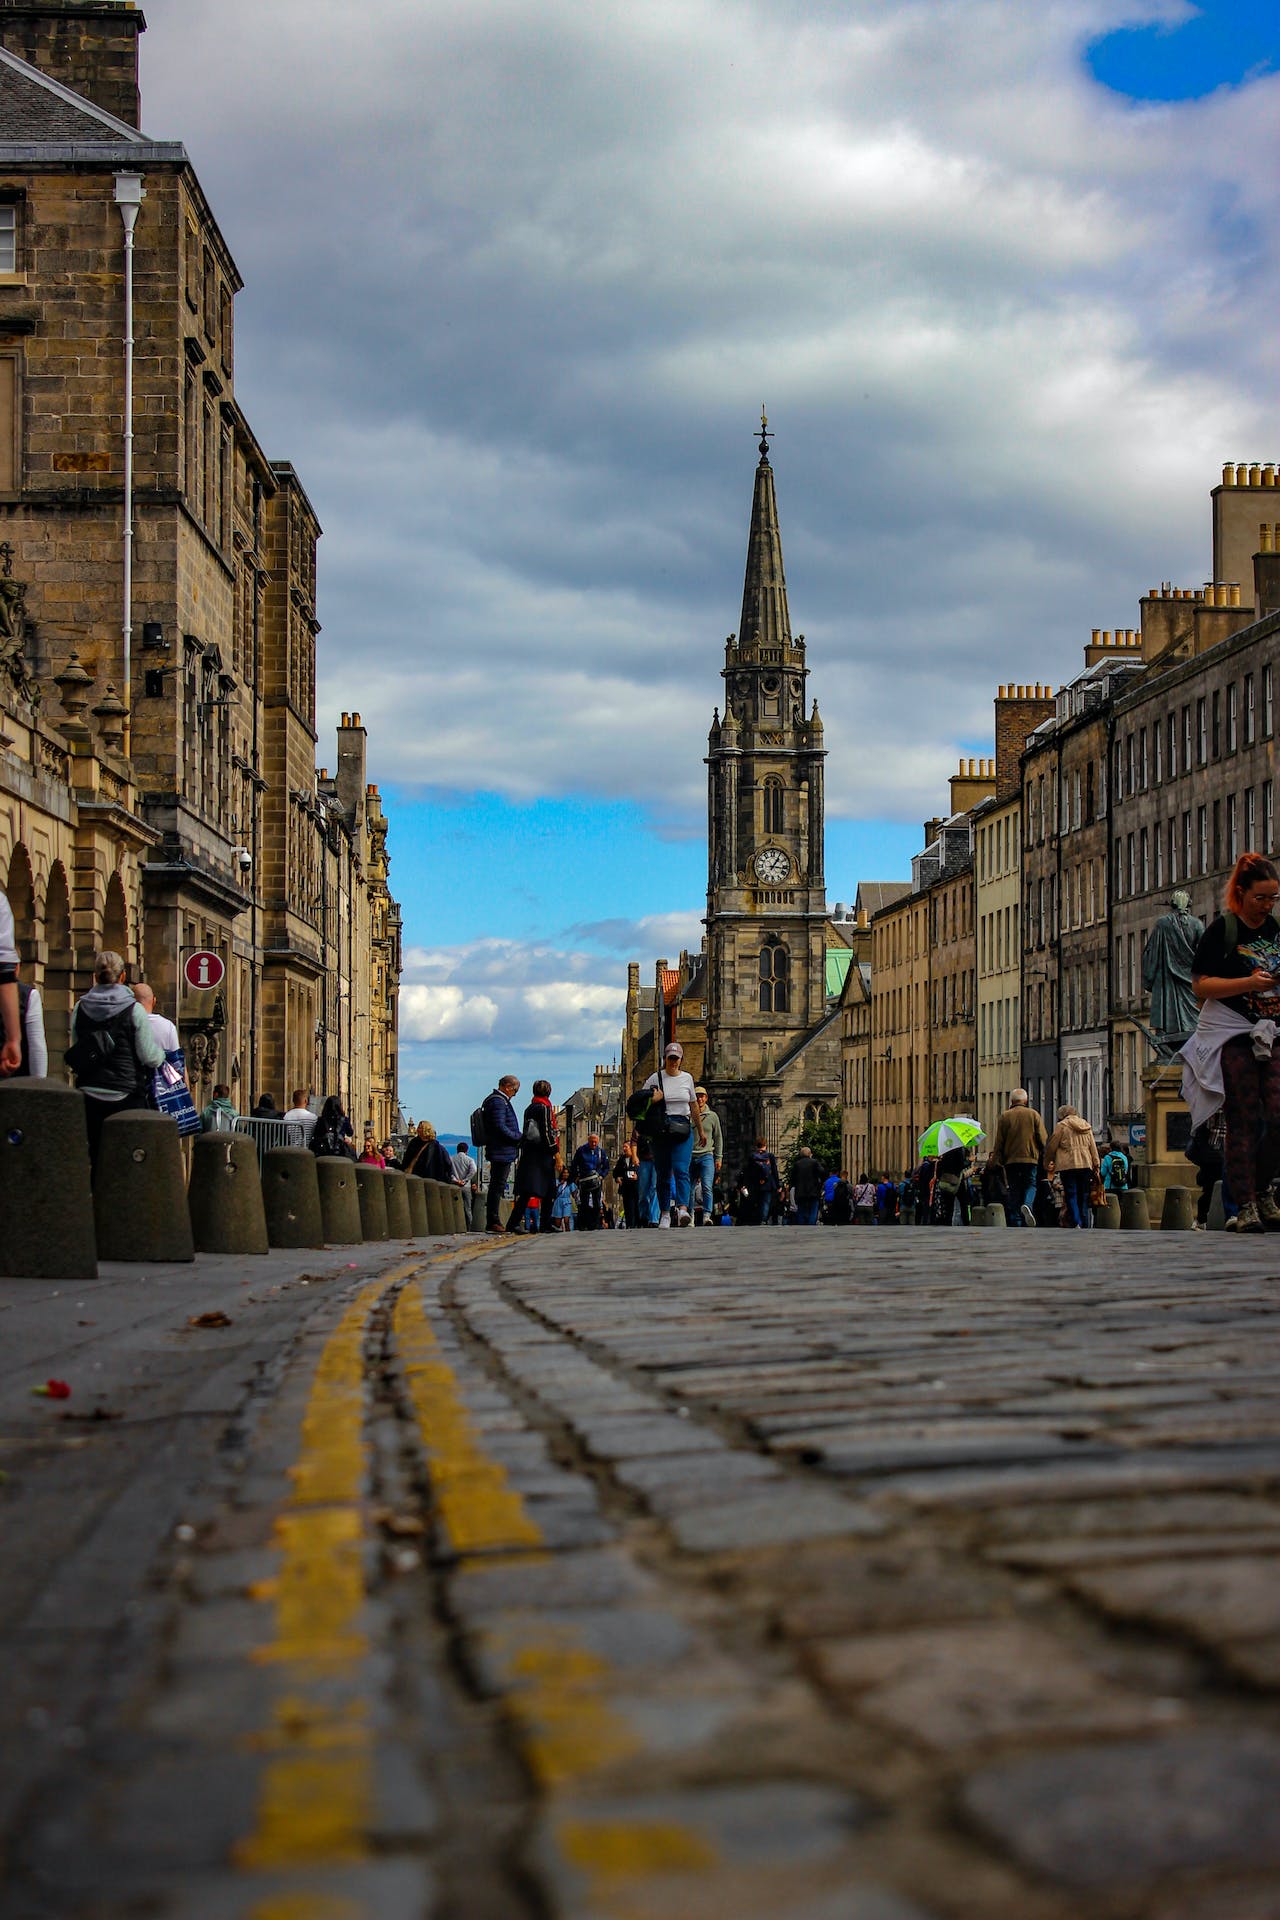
<box><xmin>1103</xmin><ymin>1150</ymin><xmax>1129</xmax><ymax>1191</ymax></box>
<box><xmin>470</xmin><ymin>1101</ymin><xmax>489</xmax><ymax>1148</ymax></box>
<box><xmin>65</xmin><ymin>1002</ymin><xmax>142</xmax><ymax>1092</ymax></box>
<box><xmin>523</xmin><ymin>1110</ymin><xmax>544</xmax><ymax>1147</ymax></box>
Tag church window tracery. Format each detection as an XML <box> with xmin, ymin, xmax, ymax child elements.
<box><xmin>759</xmin><ymin>936</ymin><xmax>789</xmax><ymax>1013</ymax></box>
<box><xmin>763</xmin><ymin>777</ymin><xmax>784</xmax><ymax>833</ymax></box>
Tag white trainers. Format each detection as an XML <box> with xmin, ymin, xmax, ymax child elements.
<box><xmin>677</xmin><ymin>1207</ymin><xmax>692</xmax><ymax>1227</ymax></box>
<box><xmin>658</xmin><ymin>1211</ymin><xmax>671</xmax><ymax>1229</ymax></box>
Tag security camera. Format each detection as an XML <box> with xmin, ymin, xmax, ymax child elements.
<box><xmin>235</xmin><ymin>847</ymin><xmax>252</xmax><ymax>871</ymax></box>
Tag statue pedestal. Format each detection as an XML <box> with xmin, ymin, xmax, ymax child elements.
<box><xmin>1137</xmin><ymin>1061</ymin><xmax>1192</xmax><ymax>1197</ymax></box>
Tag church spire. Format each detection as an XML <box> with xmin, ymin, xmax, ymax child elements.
<box><xmin>737</xmin><ymin>408</ymin><xmax>792</xmax><ymax>655</ymax></box>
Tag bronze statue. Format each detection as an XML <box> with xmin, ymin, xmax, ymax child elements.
<box><xmin>1142</xmin><ymin>889</ymin><xmax>1205</xmax><ymax>1048</ymax></box>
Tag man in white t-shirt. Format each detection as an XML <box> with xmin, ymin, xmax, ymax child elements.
<box><xmin>283</xmin><ymin>1087</ymin><xmax>317</xmax><ymax>1144</ymax></box>
<box><xmin>450</xmin><ymin>1140</ymin><xmax>478</xmax><ymax>1228</ymax></box>
<box><xmin>133</xmin><ymin>980</ymin><xmax>180</xmax><ymax>1055</ymax></box>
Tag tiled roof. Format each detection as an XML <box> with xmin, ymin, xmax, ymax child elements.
<box><xmin>0</xmin><ymin>47</ymin><xmax>148</xmax><ymax>143</ymax></box>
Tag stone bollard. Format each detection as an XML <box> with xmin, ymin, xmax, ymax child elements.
<box><xmin>1118</xmin><ymin>1189</ymin><xmax>1151</xmax><ymax>1231</ymax></box>
<box><xmin>1093</xmin><ymin>1194</ymin><xmax>1121</xmax><ymax>1230</ymax></box>
<box><xmin>422</xmin><ymin>1178</ymin><xmax>449</xmax><ymax>1236</ymax></box>
<box><xmin>0</xmin><ymin>1078</ymin><xmax>97</xmax><ymax>1279</ymax></box>
<box><xmin>1160</xmin><ymin>1185</ymin><xmax>1197</xmax><ymax>1231</ymax></box>
<box><xmin>96</xmin><ymin>1109</ymin><xmax>194</xmax><ymax>1262</ymax></box>
<box><xmin>384</xmin><ymin>1167</ymin><xmax>412</xmax><ymax>1238</ymax></box>
<box><xmin>447</xmin><ymin>1185</ymin><xmax>466</xmax><ymax>1233</ymax></box>
<box><xmin>1207</xmin><ymin>1181</ymin><xmax>1226</xmax><ymax>1231</ymax></box>
<box><xmin>316</xmin><ymin>1158</ymin><xmax>362</xmax><ymax>1245</ymax></box>
<box><xmin>982</xmin><ymin>1204</ymin><xmax>1007</xmax><ymax>1227</ymax></box>
<box><xmin>355</xmin><ymin>1164</ymin><xmax>389</xmax><ymax>1241</ymax></box>
<box><xmin>262</xmin><ymin>1147</ymin><xmax>325</xmax><ymax>1249</ymax></box>
<box><xmin>188</xmin><ymin>1132</ymin><xmax>269</xmax><ymax>1255</ymax></box>
<box><xmin>406</xmin><ymin>1175</ymin><xmax>428</xmax><ymax>1237</ymax></box>
<box><xmin>968</xmin><ymin>1203</ymin><xmax>989</xmax><ymax>1225</ymax></box>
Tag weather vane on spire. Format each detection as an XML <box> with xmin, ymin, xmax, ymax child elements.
<box><xmin>758</xmin><ymin>407</ymin><xmax>773</xmax><ymax>462</ymax></box>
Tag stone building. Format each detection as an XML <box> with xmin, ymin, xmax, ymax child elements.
<box><xmin>702</xmin><ymin>422</ymin><xmax>843</xmax><ymax>1171</ymax></box>
<box><xmin>974</xmin><ymin>686</ymin><xmax>1053</xmax><ymax>1136</ymax></box>
<box><xmin>0</xmin><ymin>3</ymin><xmax>399</xmax><ymax>1130</ymax></box>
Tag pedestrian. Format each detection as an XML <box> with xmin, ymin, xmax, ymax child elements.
<box><xmin>989</xmin><ymin>1090</ymin><xmax>1048</xmax><ymax>1226</ymax></box>
<box><xmin>450</xmin><ymin>1137</ymin><xmax>478</xmax><ymax>1228</ymax></box>
<box><xmin>790</xmin><ymin>1145</ymin><xmax>824</xmax><ymax>1225</ymax></box>
<box><xmin>850</xmin><ymin>1174</ymin><xmax>877</xmax><ymax>1224</ymax></box>
<box><xmin>507</xmin><ymin>1078</ymin><xmax>559</xmax><ymax>1233</ymax></box>
<box><xmin>911</xmin><ymin>1154</ymin><xmax>937</xmax><ymax>1224</ymax></box>
<box><xmin>1100</xmin><ymin>1143</ymin><xmax>1130</xmax><ymax>1193</ymax></box>
<box><xmin>568</xmin><ymin>1132</ymin><xmax>609</xmax><ymax>1230</ymax></box>
<box><xmin>1183</xmin><ymin>851</ymin><xmax>1280</xmax><ymax>1233</ymax></box>
<box><xmin>0</xmin><ymin>885</ymin><xmax>20</xmax><ymax>1076</ymax></box>
<box><xmin>550</xmin><ymin>1169</ymin><xmax>575</xmax><ymax>1231</ymax></box>
<box><xmin>67</xmin><ymin>950</ymin><xmax>166</xmax><ymax>1176</ymax></box>
<box><xmin>404</xmin><ymin>1120</ymin><xmax>454</xmax><ymax>1183</ymax></box>
<box><xmin>1045</xmin><ymin>1104</ymin><xmax>1100</xmax><ymax>1227</ymax></box>
<box><xmin>479</xmin><ymin>1075</ymin><xmax>523</xmax><ymax>1232</ymax></box>
<box><xmin>132</xmin><ymin>980</ymin><xmax>183</xmax><ymax>1069</ymax></box>
<box><xmin>634</xmin><ymin>1128</ymin><xmax>659</xmax><ymax>1225</ymax></box>
<box><xmin>201</xmin><ymin>1082</ymin><xmax>238</xmax><ymax>1131</ymax></box>
<box><xmin>690</xmin><ymin>1086</ymin><xmax>723</xmax><ymax>1224</ymax></box>
<box><xmin>283</xmin><ymin>1087</ymin><xmax>318</xmax><ymax>1145</ymax></box>
<box><xmin>613</xmin><ymin>1138</ymin><xmax>641</xmax><ymax>1229</ymax></box>
<box><xmin>1184</xmin><ymin>1113</ymin><xmax>1233</xmax><ymax>1228</ymax></box>
<box><xmin>358</xmin><ymin>1130</ymin><xmax>386</xmax><ymax>1167</ymax></box>
<box><xmin>3</xmin><ymin>975</ymin><xmax>49</xmax><ymax>1079</ymax></box>
<box><xmin>641</xmin><ymin>1042</ymin><xmax>706</xmax><ymax>1228</ymax></box>
<box><xmin>251</xmin><ymin>1090</ymin><xmax>279</xmax><ymax>1118</ymax></box>
<box><xmin>310</xmin><ymin>1095</ymin><xmax>356</xmax><ymax>1160</ymax></box>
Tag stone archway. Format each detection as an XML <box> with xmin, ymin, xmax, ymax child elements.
<box><xmin>43</xmin><ymin>862</ymin><xmax>73</xmax><ymax>1066</ymax></box>
<box><xmin>102</xmin><ymin>870</ymin><xmax>128</xmax><ymax>967</ymax></box>
<box><xmin>5</xmin><ymin>843</ymin><xmax>35</xmax><ymax>964</ymax></box>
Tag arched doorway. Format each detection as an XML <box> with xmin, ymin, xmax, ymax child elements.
<box><xmin>102</xmin><ymin>870</ymin><xmax>129</xmax><ymax>967</ymax></box>
<box><xmin>43</xmin><ymin>862</ymin><xmax>73</xmax><ymax>1067</ymax></box>
<box><xmin>5</xmin><ymin>844</ymin><xmax>35</xmax><ymax>963</ymax></box>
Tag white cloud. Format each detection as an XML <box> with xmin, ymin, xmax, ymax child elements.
<box><xmin>399</xmin><ymin>984</ymin><xmax>499</xmax><ymax>1042</ymax></box>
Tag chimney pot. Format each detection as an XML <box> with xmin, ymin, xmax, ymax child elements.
<box><xmin>1250</xmin><ymin>465</ymin><xmax>1262</xmax><ymax>486</ymax></box>
<box><xmin>1264</xmin><ymin>464</ymin><xmax>1276</xmax><ymax>487</ymax></box>
<box><xmin>1224</xmin><ymin>463</ymin><xmax>1236</xmax><ymax>487</ymax></box>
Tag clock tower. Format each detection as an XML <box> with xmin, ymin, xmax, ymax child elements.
<box><xmin>704</xmin><ymin>417</ymin><xmax>836</xmax><ymax>1168</ymax></box>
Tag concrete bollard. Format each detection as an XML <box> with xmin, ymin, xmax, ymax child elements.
<box><xmin>188</xmin><ymin>1132</ymin><xmax>269</xmax><ymax>1255</ymax></box>
<box><xmin>982</xmin><ymin>1204</ymin><xmax>1007</xmax><ymax>1227</ymax></box>
<box><xmin>355</xmin><ymin>1164</ymin><xmax>389</xmax><ymax>1241</ymax></box>
<box><xmin>1093</xmin><ymin>1194</ymin><xmax>1121</xmax><ymax>1229</ymax></box>
<box><xmin>316</xmin><ymin>1157</ymin><xmax>362</xmax><ymax>1245</ymax></box>
<box><xmin>1118</xmin><ymin>1189</ymin><xmax>1151</xmax><ymax>1231</ymax></box>
<box><xmin>0</xmin><ymin>1078</ymin><xmax>97</xmax><ymax>1279</ymax></box>
<box><xmin>384</xmin><ymin>1167</ymin><xmax>412</xmax><ymax>1238</ymax></box>
<box><xmin>1160</xmin><ymin>1185</ymin><xmax>1197</xmax><ymax>1231</ymax></box>
<box><xmin>968</xmin><ymin>1203</ymin><xmax>989</xmax><ymax>1225</ymax></box>
<box><xmin>422</xmin><ymin>1178</ymin><xmax>449</xmax><ymax>1236</ymax></box>
<box><xmin>406</xmin><ymin>1175</ymin><xmax>428</xmax><ymax>1237</ymax></box>
<box><xmin>262</xmin><ymin>1147</ymin><xmax>325</xmax><ymax>1249</ymax></box>
<box><xmin>96</xmin><ymin>1109</ymin><xmax>194</xmax><ymax>1262</ymax></box>
<box><xmin>448</xmin><ymin>1185</ymin><xmax>466</xmax><ymax>1233</ymax></box>
<box><xmin>1207</xmin><ymin>1181</ymin><xmax>1226</xmax><ymax>1231</ymax></box>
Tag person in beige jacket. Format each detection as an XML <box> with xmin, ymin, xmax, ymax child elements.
<box><xmin>1045</xmin><ymin>1103</ymin><xmax>1101</xmax><ymax>1228</ymax></box>
<box><xmin>989</xmin><ymin>1090</ymin><xmax>1048</xmax><ymax>1225</ymax></box>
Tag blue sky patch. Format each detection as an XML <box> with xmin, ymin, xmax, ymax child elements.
<box><xmin>1086</xmin><ymin>1</ymin><xmax>1280</xmax><ymax>101</ymax></box>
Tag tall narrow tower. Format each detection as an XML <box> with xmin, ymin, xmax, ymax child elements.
<box><xmin>704</xmin><ymin>416</ymin><xmax>832</xmax><ymax>1166</ymax></box>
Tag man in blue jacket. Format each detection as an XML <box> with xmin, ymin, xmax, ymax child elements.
<box><xmin>569</xmin><ymin>1133</ymin><xmax>610</xmax><ymax>1230</ymax></box>
<box><xmin>482</xmin><ymin>1075</ymin><xmax>522</xmax><ymax>1231</ymax></box>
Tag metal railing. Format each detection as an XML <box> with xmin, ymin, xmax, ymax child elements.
<box><xmin>233</xmin><ymin>1116</ymin><xmax>305</xmax><ymax>1165</ymax></box>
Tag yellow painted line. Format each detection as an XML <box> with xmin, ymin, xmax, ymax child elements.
<box><xmin>393</xmin><ymin>1271</ymin><xmax>722</xmax><ymax>1907</ymax></box>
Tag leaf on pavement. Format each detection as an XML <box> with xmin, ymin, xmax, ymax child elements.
<box><xmin>187</xmin><ymin>1310</ymin><xmax>233</xmax><ymax>1329</ymax></box>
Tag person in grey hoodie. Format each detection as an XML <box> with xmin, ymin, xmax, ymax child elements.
<box><xmin>69</xmin><ymin>949</ymin><xmax>165</xmax><ymax>1175</ymax></box>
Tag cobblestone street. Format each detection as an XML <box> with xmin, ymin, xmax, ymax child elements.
<box><xmin>3</xmin><ymin>1226</ymin><xmax>1280</xmax><ymax>1919</ymax></box>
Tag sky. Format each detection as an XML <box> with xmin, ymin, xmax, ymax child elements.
<box><xmin>138</xmin><ymin>0</ymin><xmax>1280</xmax><ymax>1135</ymax></box>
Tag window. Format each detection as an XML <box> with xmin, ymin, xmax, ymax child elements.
<box><xmin>1114</xmin><ymin>840</ymin><xmax>1124</xmax><ymax>901</ymax></box>
<box><xmin>1152</xmin><ymin>720</ymin><xmax>1162</xmax><ymax>785</ymax></box>
<box><xmin>1227</xmin><ymin>792</ymin><xmax>1239</xmax><ymax>864</ymax></box>
<box><xmin>1153</xmin><ymin>821</ymin><xmax>1163</xmax><ymax>891</ymax></box>
<box><xmin>1140</xmin><ymin>826</ymin><xmax>1149</xmax><ymax>891</ymax></box>
<box><xmin>758</xmin><ymin>938</ymin><xmax>789</xmax><ymax>1013</ymax></box>
<box><xmin>1227</xmin><ymin>683</ymin><xmax>1238</xmax><ymax>754</ymax></box>
<box><xmin>1138</xmin><ymin>728</ymin><xmax>1148</xmax><ymax>791</ymax></box>
<box><xmin>0</xmin><ymin>352</ymin><xmax>16</xmax><ymax>492</ymax></box>
<box><xmin>1167</xmin><ymin>711</ymin><xmax>1177</xmax><ymax>780</ymax></box>
<box><xmin>1212</xmin><ymin>689</ymin><xmax>1221</xmax><ymax>758</ymax></box>
<box><xmin>1125</xmin><ymin>733</ymin><xmax>1134</xmax><ymax>797</ymax></box>
<box><xmin>1127</xmin><ymin>832</ymin><xmax>1136</xmax><ymax>895</ymax></box>
<box><xmin>1197</xmin><ymin>804</ymin><xmax>1208</xmax><ymax>874</ymax></box>
<box><xmin>1197</xmin><ymin>698</ymin><xmax>1207</xmax><ymax>765</ymax></box>
<box><xmin>1182</xmin><ymin>704</ymin><xmax>1192</xmax><ymax>771</ymax></box>
<box><xmin>1085</xmin><ymin>760</ymin><xmax>1095</xmax><ymax>823</ymax></box>
<box><xmin>1265</xmin><ymin>665</ymin><xmax>1275</xmax><ymax>739</ymax></box>
<box><xmin>763</xmin><ymin>778</ymin><xmax>784</xmax><ymax>833</ymax></box>
<box><xmin>1246</xmin><ymin>787</ymin><xmax>1256</xmax><ymax>849</ymax></box>
<box><xmin>1244</xmin><ymin>673</ymin><xmax>1256</xmax><ymax>747</ymax></box>
<box><xmin>0</xmin><ymin>204</ymin><xmax>15</xmax><ymax>275</ymax></box>
<box><xmin>1213</xmin><ymin>798</ymin><xmax>1222</xmax><ymax>870</ymax></box>
<box><xmin>1182</xmin><ymin>809</ymin><xmax>1192</xmax><ymax>878</ymax></box>
<box><xmin>1265</xmin><ymin>780</ymin><xmax>1274</xmax><ymax>852</ymax></box>
<box><xmin>1168</xmin><ymin>817</ymin><xmax>1177</xmax><ymax>885</ymax></box>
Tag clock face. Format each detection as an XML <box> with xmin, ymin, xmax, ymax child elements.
<box><xmin>754</xmin><ymin>848</ymin><xmax>790</xmax><ymax>883</ymax></box>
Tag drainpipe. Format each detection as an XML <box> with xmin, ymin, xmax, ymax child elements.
<box><xmin>113</xmin><ymin>173</ymin><xmax>145</xmax><ymax>748</ymax></box>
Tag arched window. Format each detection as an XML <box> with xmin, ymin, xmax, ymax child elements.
<box><xmin>759</xmin><ymin>937</ymin><xmax>789</xmax><ymax>1013</ymax></box>
<box><xmin>763</xmin><ymin>778</ymin><xmax>784</xmax><ymax>833</ymax></box>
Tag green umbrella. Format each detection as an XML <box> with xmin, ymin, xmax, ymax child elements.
<box><xmin>917</xmin><ymin>1116</ymin><xmax>985</xmax><ymax>1158</ymax></box>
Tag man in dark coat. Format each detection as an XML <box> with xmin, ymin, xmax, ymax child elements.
<box><xmin>790</xmin><ymin>1146</ymin><xmax>824</xmax><ymax>1225</ymax></box>
<box><xmin>569</xmin><ymin>1133</ymin><xmax>609</xmax><ymax>1230</ymax></box>
<box><xmin>482</xmin><ymin>1075</ymin><xmax>522</xmax><ymax>1231</ymax></box>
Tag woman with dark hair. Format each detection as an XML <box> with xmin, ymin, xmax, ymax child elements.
<box><xmin>506</xmin><ymin>1078</ymin><xmax>559</xmax><ymax>1233</ymax></box>
<box><xmin>1184</xmin><ymin>852</ymin><xmax>1280</xmax><ymax>1233</ymax></box>
<box><xmin>309</xmin><ymin>1095</ymin><xmax>356</xmax><ymax>1160</ymax></box>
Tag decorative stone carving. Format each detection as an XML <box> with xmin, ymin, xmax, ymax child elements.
<box><xmin>0</xmin><ymin>545</ymin><xmax>41</xmax><ymax>710</ymax></box>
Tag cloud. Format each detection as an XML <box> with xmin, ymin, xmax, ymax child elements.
<box><xmin>398</xmin><ymin>984</ymin><xmax>499</xmax><ymax>1042</ymax></box>
<box><xmin>140</xmin><ymin>0</ymin><xmax>1280</xmax><ymax>843</ymax></box>
<box><xmin>398</xmin><ymin>938</ymin><xmax>625</xmax><ymax>1056</ymax></box>
<box><xmin>573</xmin><ymin>910</ymin><xmax>707</xmax><ymax>954</ymax></box>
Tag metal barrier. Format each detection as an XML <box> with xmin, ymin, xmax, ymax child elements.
<box><xmin>233</xmin><ymin>1116</ymin><xmax>305</xmax><ymax>1166</ymax></box>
